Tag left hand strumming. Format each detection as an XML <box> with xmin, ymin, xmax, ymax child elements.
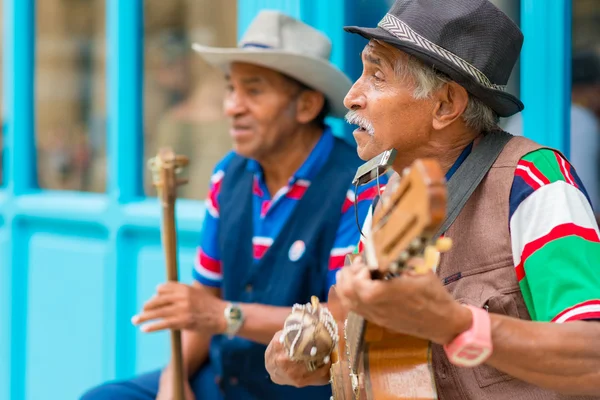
<box><xmin>131</xmin><ymin>282</ymin><xmax>227</xmax><ymax>334</ymax></box>
<box><xmin>335</xmin><ymin>257</ymin><xmax>472</xmax><ymax>345</ymax></box>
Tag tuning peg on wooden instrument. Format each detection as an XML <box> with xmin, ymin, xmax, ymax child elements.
<box><xmin>413</xmin><ymin>237</ymin><xmax>453</xmax><ymax>274</ymax></box>
<box><xmin>435</xmin><ymin>237</ymin><xmax>453</xmax><ymax>253</ymax></box>
<box><xmin>412</xmin><ymin>245</ymin><xmax>438</xmax><ymax>274</ymax></box>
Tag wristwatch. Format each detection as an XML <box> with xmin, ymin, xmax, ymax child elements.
<box><xmin>443</xmin><ymin>304</ymin><xmax>493</xmax><ymax>367</ymax></box>
<box><xmin>223</xmin><ymin>302</ymin><xmax>244</xmax><ymax>338</ymax></box>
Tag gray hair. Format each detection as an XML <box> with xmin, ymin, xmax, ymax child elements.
<box><xmin>394</xmin><ymin>54</ymin><xmax>499</xmax><ymax>133</ymax></box>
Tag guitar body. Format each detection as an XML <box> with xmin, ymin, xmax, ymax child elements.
<box><xmin>328</xmin><ymin>286</ymin><xmax>436</xmax><ymax>400</ymax></box>
<box><xmin>361</xmin><ymin>324</ymin><xmax>436</xmax><ymax>400</ymax></box>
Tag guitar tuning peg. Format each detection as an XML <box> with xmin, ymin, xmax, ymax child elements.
<box><xmin>409</xmin><ymin>238</ymin><xmax>422</xmax><ymax>252</ymax></box>
<box><xmin>176</xmin><ymin>178</ymin><xmax>189</xmax><ymax>186</ymax></box>
<box><xmin>398</xmin><ymin>251</ymin><xmax>409</xmax><ymax>263</ymax></box>
<box><xmin>414</xmin><ymin>245</ymin><xmax>439</xmax><ymax>274</ymax></box>
<box><xmin>435</xmin><ymin>237</ymin><xmax>453</xmax><ymax>253</ymax></box>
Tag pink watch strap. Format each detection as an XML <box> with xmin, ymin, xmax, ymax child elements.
<box><xmin>443</xmin><ymin>304</ymin><xmax>493</xmax><ymax>367</ymax></box>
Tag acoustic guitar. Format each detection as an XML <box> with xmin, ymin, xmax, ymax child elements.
<box><xmin>148</xmin><ymin>148</ymin><xmax>189</xmax><ymax>400</ymax></box>
<box><xmin>328</xmin><ymin>158</ymin><xmax>450</xmax><ymax>400</ymax></box>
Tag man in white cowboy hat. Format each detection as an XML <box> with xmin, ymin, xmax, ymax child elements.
<box><xmin>265</xmin><ymin>0</ymin><xmax>600</xmax><ymax>398</ymax></box>
<box><xmin>81</xmin><ymin>10</ymin><xmax>384</xmax><ymax>400</ymax></box>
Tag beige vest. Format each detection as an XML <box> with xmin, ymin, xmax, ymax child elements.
<box><xmin>432</xmin><ymin>136</ymin><xmax>598</xmax><ymax>400</ymax></box>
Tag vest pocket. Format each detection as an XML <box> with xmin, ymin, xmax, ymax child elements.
<box><xmin>472</xmin><ymin>291</ymin><xmax>523</xmax><ymax>388</ymax></box>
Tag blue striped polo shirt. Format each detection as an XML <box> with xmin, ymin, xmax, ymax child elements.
<box><xmin>193</xmin><ymin>127</ymin><xmax>383</xmax><ymax>289</ymax></box>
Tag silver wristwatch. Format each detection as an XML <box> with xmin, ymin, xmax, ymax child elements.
<box><xmin>223</xmin><ymin>302</ymin><xmax>244</xmax><ymax>338</ymax></box>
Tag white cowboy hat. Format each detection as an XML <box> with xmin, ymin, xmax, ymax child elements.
<box><xmin>192</xmin><ymin>10</ymin><xmax>352</xmax><ymax>118</ymax></box>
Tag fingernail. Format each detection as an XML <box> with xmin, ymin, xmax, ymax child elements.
<box><xmin>141</xmin><ymin>324</ymin><xmax>149</xmax><ymax>332</ymax></box>
<box><xmin>131</xmin><ymin>315</ymin><xmax>139</xmax><ymax>324</ymax></box>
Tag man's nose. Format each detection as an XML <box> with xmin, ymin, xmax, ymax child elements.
<box><xmin>343</xmin><ymin>79</ymin><xmax>367</xmax><ymax>111</ymax></box>
<box><xmin>224</xmin><ymin>92</ymin><xmax>246</xmax><ymax>117</ymax></box>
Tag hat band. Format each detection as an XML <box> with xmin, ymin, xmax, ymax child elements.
<box><xmin>242</xmin><ymin>42</ymin><xmax>274</xmax><ymax>49</ymax></box>
<box><xmin>378</xmin><ymin>13</ymin><xmax>506</xmax><ymax>92</ymax></box>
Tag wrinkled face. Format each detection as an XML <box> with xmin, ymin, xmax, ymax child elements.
<box><xmin>224</xmin><ymin>62</ymin><xmax>303</xmax><ymax>160</ymax></box>
<box><xmin>344</xmin><ymin>40</ymin><xmax>436</xmax><ymax>160</ymax></box>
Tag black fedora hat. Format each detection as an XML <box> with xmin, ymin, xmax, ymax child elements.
<box><xmin>344</xmin><ymin>0</ymin><xmax>524</xmax><ymax>117</ymax></box>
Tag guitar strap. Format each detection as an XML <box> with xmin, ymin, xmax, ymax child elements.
<box><xmin>434</xmin><ymin>130</ymin><xmax>513</xmax><ymax>239</ymax></box>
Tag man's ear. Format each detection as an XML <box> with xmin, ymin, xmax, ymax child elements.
<box><xmin>431</xmin><ymin>82</ymin><xmax>469</xmax><ymax>131</ymax></box>
<box><xmin>296</xmin><ymin>91</ymin><xmax>326</xmax><ymax>124</ymax></box>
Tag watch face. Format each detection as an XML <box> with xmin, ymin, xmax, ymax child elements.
<box><xmin>457</xmin><ymin>345</ymin><xmax>483</xmax><ymax>361</ymax></box>
<box><xmin>229</xmin><ymin>306</ymin><xmax>242</xmax><ymax>321</ymax></box>
<box><xmin>456</xmin><ymin>345</ymin><xmax>492</xmax><ymax>367</ymax></box>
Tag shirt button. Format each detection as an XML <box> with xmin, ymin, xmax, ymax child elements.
<box><xmin>229</xmin><ymin>376</ymin><xmax>239</xmax><ymax>385</ymax></box>
<box><xmin>245</xmin><ymin>284</ymin><xmax>253</xmax><ymax>293</ymax></box>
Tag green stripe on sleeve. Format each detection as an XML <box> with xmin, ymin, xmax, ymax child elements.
<box><xmin>520</xmin><ymin>149</ymin><xmax>566</xmax><ymax>184</ymax></box>
<box><xmin>521</xmin><ymin>235</ymin><xmax>600</xmax><ymax>322</ymax></box>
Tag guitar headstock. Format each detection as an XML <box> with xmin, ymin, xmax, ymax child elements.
<box><xmin>147</xmin><ymin>147</ymin><xmax>189</xmax><ymax>206</ymax></box>
<box><xmin>367</xmin><ymin>158</ymin><xmax>447</xmax><ymax>276</ymax></box>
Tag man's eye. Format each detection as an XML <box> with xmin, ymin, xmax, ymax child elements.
<box><xmin>373</xmin><ymin>72</ymin><xmax>385</xmax><ymax>81</ymax></box>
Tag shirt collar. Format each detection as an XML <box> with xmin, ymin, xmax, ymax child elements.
<box><xmin>246</xmin><ymin>125</ymin><xmax>335</xmax><ymax>182</ymax></box>
<box><xmin>445</xmin><ymin>141</ymin><xmax>474</xmax><ymax>181</ymax></box>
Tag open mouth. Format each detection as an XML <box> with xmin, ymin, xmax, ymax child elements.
<box><xmin>356</xmin><ymin>125</ymin><xmax>369</xmax><ymax>134</ymax></box>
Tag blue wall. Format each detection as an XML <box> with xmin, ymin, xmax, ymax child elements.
<box><xmin>0</xmin><ymin>1</ymin><xmax>571</xmax><ymax>399</ymax></box>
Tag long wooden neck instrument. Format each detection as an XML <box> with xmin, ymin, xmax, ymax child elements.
<box><xmin>328</xmin><ymin>152</ymin><xmax>451</xmax><ymax>400</ymax></box>
<box><xmin>148</xmin><ymin>148</ymin><xmax>189</xmax><ymax>400</ymax></box>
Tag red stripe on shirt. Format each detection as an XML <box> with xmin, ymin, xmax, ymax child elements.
<box><xmin>552</xmin><ymin>300</ymin><xmax>600</xmax><ymax>322</ymax></box>
<box><xmin>253</xmin><ymin>177</ymin><xmax>264</xmax><ymax>197</ymax></box>
<box><xmin>286</xmin><ymin>181</ymin><xmax>310</xmax><ymax>200</ymax></box>
<box><xmin>514</xmin><ymin>166</ymin><xmax>543</xmax><ymax>191</ymax></box>
<box><xmin>260</xmin><ymin>200</ymin><xmax>271</xmax><ymax>217</ymax></box>
<box><xmin>519</xmin><ymin>160</ymin><xmax>550</xmax><ymax>185</ymax></box>
<box><xmin>342</xmin><ymin>186</ymin><xmax>381</xmax><ymax>213</ymax></box>
<box><xmin>207</xmin><ymin>177</ymin><xmax>224</xmax><ymax>215</ymax></box>
<box><xmin>358</xmin><ymin>240</ymin><xmax>365</xmax><ymax>253</ymax></box>
<box><xmin>196</xmin><ymin>248</ymin><xmax>222</xmax><ymax>274</ymax></box>
<box><xmin>253</xmin><ymin>243</ymin><xmax>271</xmax><ymax>259</ymax></box>
<box><xmin>554</xmin><ymin>152</ymin><xmax>578</xmax><ymax>188</ymax></box>
<box><xmin>329</xmin><ymin>255</ymin><xmax>346</xmax><ymax>270</ymax></box>
<box><xmin>515</xmin><ymin>223</ymin><xmax>600</xmax><ymax>281</ymax></box>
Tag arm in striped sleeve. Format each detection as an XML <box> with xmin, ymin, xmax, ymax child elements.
<box><xmin>325</xmin><ymin>178</ymin><xmax>387</xmax><ymax>291</ymax></box>
<box><xmin>192</xmin><ymin>154</ymin><xmax>234</xmax><ymax>287</ymax></box>
<box><xmin>509</xmin><ymin>149</ymin><xmax>600</xmax><ymax>322</ymax></box>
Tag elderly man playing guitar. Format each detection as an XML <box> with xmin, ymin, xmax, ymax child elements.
<box><xmin>265</xmin><ymin>0</ymin><xmax>600</xmax><ymax>399</ymax></box>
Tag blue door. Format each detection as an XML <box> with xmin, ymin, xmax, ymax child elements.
<box><xmin>0</xmin><ymin>1</ymin><xmax>572</xmax><ymax>399</ymax></box>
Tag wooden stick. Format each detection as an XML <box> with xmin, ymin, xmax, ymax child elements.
<box><xmin>150</xmin><ymin>149</ymin><xmax>189</xmax><ymax>400</ymax></box>
<box><xmin>161</xmin><ymin>195</ymin><xmax>185</xmax><ymax>400</ymax></box>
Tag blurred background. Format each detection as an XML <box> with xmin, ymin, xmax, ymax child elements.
<box><xmin>0</xmin><ymin>0</ymin><xmax>598</xmax><ymax>399</ymax></box>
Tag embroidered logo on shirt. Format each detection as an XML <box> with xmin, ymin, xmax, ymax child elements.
<box><xmin>288</xmin><ymin>240</ymin><xmax>306</xmax><ymax>262</ymax></box>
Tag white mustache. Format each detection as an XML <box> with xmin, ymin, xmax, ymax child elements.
<box><xmin>344</xmin><ymin>110</ymin><xmax>375</xmax><ymax>135</ymax></box>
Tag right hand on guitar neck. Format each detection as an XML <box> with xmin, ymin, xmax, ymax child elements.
<box><xmin>264</xmin><ymin>331</ymin><xmax>331</xmax><ymax>388</ymax></box>
<box><xmin>156</xmin><ymin>364</ymin><xmax>196</xmax><ymax>400</ymax></box>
